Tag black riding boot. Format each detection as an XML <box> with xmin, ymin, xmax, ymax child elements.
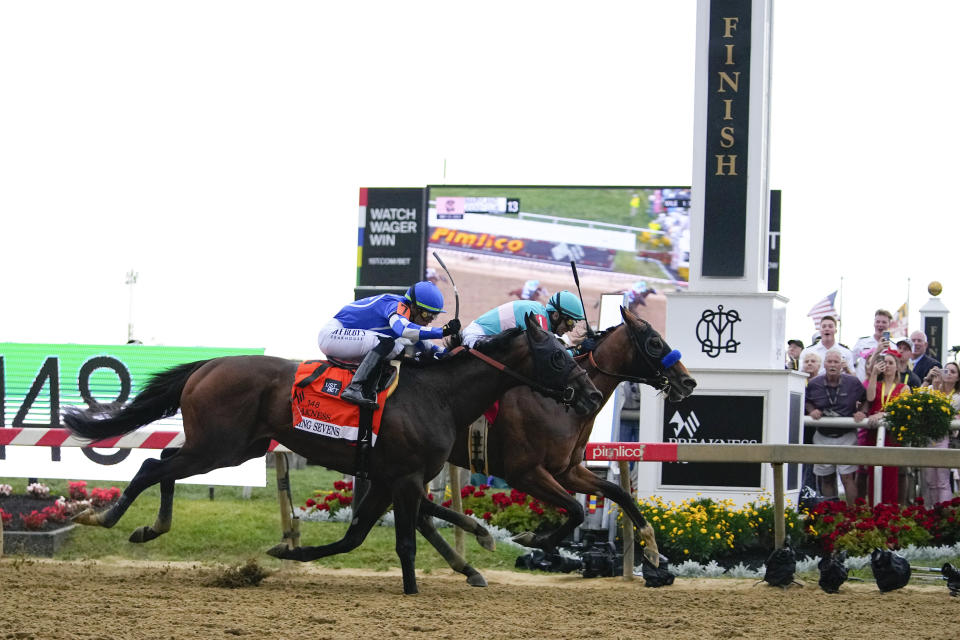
<box><xmin>341</xmin><ymin>340</ymin><xmax>393</xmax><ymax>409</ymax></box>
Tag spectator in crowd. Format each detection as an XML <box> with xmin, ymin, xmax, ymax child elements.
<box><xmin>801</xmin><ymin>351</ymin><xmax>822</xmax><ymax>381</ymax></box>
<box><xmin>799</xmin><ymin>316</ymin><xmax>854</xmax><ymax>375</ymax></box>
<box><xmin>859</xmin><ymin>348</ymin><xmax>911</xmax><ymax>504</ymax></box>
<box><xmin>805</xmin><ymin>349</ymin><xmax>867</xmax><ymax>504</ymax></box>
<box><xmin>851</xmin><ymin>309</ymin><xmax>892</xmax><ymax>381</ymax></box>
<box><xmin>919</xmin><ymin>361</ymin><xmax>959</xmax><ymax>505</ymax></box>
<box><xmin>909</xmin><ymin>330</ymin><xmax>942</xmax><ymax>381</ymax></box>
<box><xmin>786</xmin><ymin>339</ymin><xmax>804</xmax><ymax>370</ymax></box>
<box><xmin>893</xmin><ymin>337</ymin><xmax>922</xmax><ymax>388</ymax></box>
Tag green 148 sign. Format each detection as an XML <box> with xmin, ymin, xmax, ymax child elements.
<box><xmin>0</xmin><ymin>343</ymin><xmax>264</xmax><ymax>465</ymax></box>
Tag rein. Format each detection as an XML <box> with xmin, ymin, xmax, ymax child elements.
<box><xmin>449</xmin><ymin>345</ymin><xmax>579</xmax><ymax>403</ymax></box>
<box><xmin>581</xmin><ymin>349</ymin><xmax>668</xmax><ymax>389</ymax></box>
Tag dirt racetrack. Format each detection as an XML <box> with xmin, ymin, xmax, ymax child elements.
<box><xmin>1</xmin><ymin>559</ymin><xmax>955</xmax><ymax>640</ymax></box>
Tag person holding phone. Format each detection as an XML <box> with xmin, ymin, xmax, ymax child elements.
<box><xmin>851</xmin><ymin>309</ymin><xmax>893</xmax><ymax>382</ymax></box>
<box><xmin>920</xmin><ymin>361</ymin><xmax>959</xmax><ymax>505</ymax></box>
<box><xmin>858</xmin><ymin>348</ymin><xmax>911</xmax><ymax>504</ymax></box>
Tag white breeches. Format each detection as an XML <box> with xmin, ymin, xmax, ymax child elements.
<box><xmin>317</xmin><ymin>319</ymin><xmax>407</xmax><ymax>361</ymax></box>
<box><xmin>461</xmin><ymin>322</ymin><xmax>486</xmax><ymax>348</ymax></box>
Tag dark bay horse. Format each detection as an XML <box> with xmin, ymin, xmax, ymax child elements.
<box><xmin>426</xmin><ymin>306</ymin><xmax>695</xmax><ymax>571</ymax></box>
<box><xmin>63</xmin><ymin>315</ymin><xmax>602</xmax><ymax>594</ymax></box>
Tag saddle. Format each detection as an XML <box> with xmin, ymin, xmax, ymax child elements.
<box><xmin>312</xmin><ymin>357</ymin><xmax>400</xmax><ymax>395</ymax></box>
<box><xmin>291</xmin><ymin>359</ymin><xmax>401</xmax><ymax>481</ymax></box>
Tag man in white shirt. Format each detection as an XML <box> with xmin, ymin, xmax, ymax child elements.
<box><xmin>851</xmin><ymin>309</ymin><xmax>892</xmax><ymax>381</ymax></box>
<box><xmin>799</xmin><ymin>315</ymin><xmax>854</xmax><ymax>376</ymax></box>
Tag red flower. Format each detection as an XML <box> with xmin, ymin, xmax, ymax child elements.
<box><xmin>338</xmin><ymin>495</ymin><xmax>353</xmax><ymax>506</ymax></box>
<box><xmin>482</xmin><ymin>512</ymin><xmax>492</xmax><ymax>521</ymax></box>
<box><xmin>464</xmin><ymin>508</ymin><xmax>474</xmax><ymax>516</ymax></box>
<box><xmin>305</xmin><ymin>498</ymin><xmax>316</xmax><ymax>507</ymax></box>
<box><xmin>68</xmin><ymin>480</ymin><xmax>88</xmax><ymax>500</ymax></box>
<box><xmin>441</xmin><ymin>499</ymin><xmax>452</xmax><ymax>508</ymax></box>
<box><xmin>20</xmin><ymin>510</ymin><xmax>48</xmax><ymax>530</ymax></box>
<box><xmin>473</xmin><ymin>490</ymin><xmax>486</xmax><ymax>498</ymax></box>
<box><xmin>324</xmin><ymin>494</ymin><xmax>338</xmax><ymax>502</ymax></box>
<box><xmin>0</xmin><ymin>508</ymin><xmax>12</xmax><ymax>526</ymax></box>
<box><xmin>316</xmin><ymin>502</ymin><xmax>330</xmax><ymax>511</ymax></box>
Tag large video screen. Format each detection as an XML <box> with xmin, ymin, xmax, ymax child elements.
<box><xmin>425</xmin><ymin>186</ymin><xmax>690</xmax><ymax>333</ymax></box>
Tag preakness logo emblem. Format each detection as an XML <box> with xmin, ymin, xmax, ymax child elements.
<box><xmin>668</xmin><ymin>410</ymin><xmax>701</xmax><ymax>439</ymax></box>
<box><xmin>695</xmin><ymin>305</ymin><xmax>741</xmax><ymax>358</ymax></box>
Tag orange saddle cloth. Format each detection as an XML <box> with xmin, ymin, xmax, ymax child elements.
<box><xmin>290</xmin><ymin>360</ymin><xmax>390</xmax><ymax>444</ymax></box>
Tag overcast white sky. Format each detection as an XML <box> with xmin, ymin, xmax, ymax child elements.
<box><xmin>2</xmin><ymin>1</ymin><xmax>958</xmax><ymax>358</ymax></box>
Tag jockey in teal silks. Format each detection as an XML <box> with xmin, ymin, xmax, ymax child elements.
<box><xmin>461</xmin><ymin>290</ymin><xmax>586</xmax><ymax>348</ymax></box>
<box><xmin>317</xmin><ymin>280</ymin><xmax>460</xmax><ymax>409</ymax></box>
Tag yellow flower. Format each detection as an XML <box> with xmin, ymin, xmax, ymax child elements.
<box><xmin>684</xmin><ymin>549</ymin><xmax>689</xmax><ymax>554</ymax></box>
<box><xmin>700</xmin><ymin>527</ymin><xmax>707</xmax><ymax>534</ymax></box>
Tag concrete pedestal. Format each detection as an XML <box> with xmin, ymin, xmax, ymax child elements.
<box><xmin>634</xmin><ymin>368</ymin><xmax>806</xmax><ymax>507</ymax></box>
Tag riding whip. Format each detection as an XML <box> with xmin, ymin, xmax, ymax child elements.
<box><xmin>569</xmin><ymin>260</ymin><xmax>596</xmax><ymax>338</ymax></box>
<box><xmin>433</xmin><ymin>251</ymin><xmax>459</xmax><ymax>320</ymax></box>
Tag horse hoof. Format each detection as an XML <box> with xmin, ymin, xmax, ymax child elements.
<box><xmin>129</xmin><ymin>526</ymin><xmax>160</xmax><ymax>543</ymax></box>
<box><xmin>72</xmin><ymin>508</ymin><xmax>99</xmax><ymax>526</ymax></box>
<box><xmin>476</xmin><ymin>532</ymin><xmax>496</xmax><ymax>552</ymax></box>
<box><xmin>511</xmin><ymin>531</ymin><xmax>537</xmax><ymax>547</ymax></box>
<box><xmin>466</xmin><ymin>573</ymin><xmax>488</xmax><ymax>587</ymax></box>
<box><xmin>267</xmin><ymin>544</ymin><xmax>297</xmax><ymax>560</ymax></box>
<box><xmin>643</xmin><ymin>547</ymin><xmax>661</xmax><ymax>568</ymax></box>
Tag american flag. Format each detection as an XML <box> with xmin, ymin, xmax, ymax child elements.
<box><xmin>807</xmin><ymin>291</ymin><xmax>838</xmax><ymax>328</ymax></box>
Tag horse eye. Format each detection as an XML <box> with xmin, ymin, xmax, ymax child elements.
<box><xmin>647</xmin><ymin>337</ymin><xmax>664</xmax><ymax>353</ymax></box>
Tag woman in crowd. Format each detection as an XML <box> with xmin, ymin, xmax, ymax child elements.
<box><xmin>860</xmin><ymin>349</ymin><xmax>911</xmax><ymax>504</ymax></box>
<box><xmin>920</xmin><ymin>361</ymin><xmax>960</xmax><ymax>505</ymax></box>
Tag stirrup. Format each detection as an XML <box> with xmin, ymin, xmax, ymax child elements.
<box><xmin>341</xmin><ymin>384</ymin><xmax>379</xmax><ymax>409</ymax></box>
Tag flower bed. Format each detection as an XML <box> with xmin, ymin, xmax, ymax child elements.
<box><xmin>1</xmin><ymin>480</ymin><xmax>121</xmax><ymax>533</ymax></box>
<box><xmin>806</xmin><ymin>496</ymin><xmax>960</xmax><ymax>555</ymax></box>
<box><xmin>618</xmin><ymin>495</ymin><xmax>808</xmax><ymax>565</ymax></box>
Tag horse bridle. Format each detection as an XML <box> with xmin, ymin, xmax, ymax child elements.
<box><xmin>579</xmin><ymin>322</ymin><xmax>682</xmax><ymax>391</ymax></box>
<box><xmin>449</xmin><ymin>335</ymin><xmax>586</xmax><ymax>404</ymax></box>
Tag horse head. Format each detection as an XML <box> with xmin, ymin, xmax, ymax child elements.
<box><xmin>522</xmin><ymin>313</ymin><xmax>602</xmax><ymax>415</ymax></box>
<box><xmin>619</xmin><ymin>306</ymin><xmax>697</xmax><ymax>403</ymax></box>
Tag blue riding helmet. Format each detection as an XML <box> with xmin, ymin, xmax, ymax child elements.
<box><xmin>546</xmin><ymin>290</ymin><xmax>585</xmax><ymax>321</ymax></box>
<box><xmin>405</xmin><ymin>280</ymin><xmax>445</xmax><ymax>314</ymax></box>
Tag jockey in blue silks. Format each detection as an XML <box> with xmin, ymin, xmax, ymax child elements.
<box><xmin>461</xmin><ymin>290</ymin><xmax>586</xmax><ymax>348</ymax></box>
<box><xmin>317</xmin><ymin>280</ymin><xmax>460</xmax><ymax>409</ymax></box>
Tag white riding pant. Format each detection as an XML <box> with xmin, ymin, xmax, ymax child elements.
<box><xmin>317</xmin><ymin>319</ymin><xmax>407</xmax><ymax>361</ymax></box>
<box><xmin>461</xmin><ymin>322</ymin><xmax>486</xmax><ymax>348</ymax></box>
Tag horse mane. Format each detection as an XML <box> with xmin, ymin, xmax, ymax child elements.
<box><xmin>471</xmin><ymin>327</ymin><xmax>524</xmax><ymax>355</ymax></box>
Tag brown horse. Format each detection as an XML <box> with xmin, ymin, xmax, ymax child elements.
<box><xmin>424</xmin><ymin>306</ymin><xmax>696</xmax><ymax>572</ymax></box>
<box><xmin>63</xmin><ymin>314</ymin><xmax>602</xmax><ymax>594</ymax></box>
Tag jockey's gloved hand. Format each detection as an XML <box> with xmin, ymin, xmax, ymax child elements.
<box><xmin>442</xmin><ymin>318</ymin><xmax>461</xmax><ymax>336</ymax></box>
<box><xmin>579</xmin><ymin>337</ymin><xmax>597</xmax><ymax>353</ymax></box>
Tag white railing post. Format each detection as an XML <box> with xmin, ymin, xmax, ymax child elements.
<box><xmin>873</xmin><ymin>425</ymin><xmax>885</xmax><ymax>505</ymax></box>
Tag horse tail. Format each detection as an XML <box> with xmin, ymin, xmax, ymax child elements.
<box><xmin>63</xmin><ymin>359</ymin><xmax>211</xmax><ymax>440</ymax></box>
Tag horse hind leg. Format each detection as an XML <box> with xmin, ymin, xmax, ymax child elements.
<box><xmin>267</xmin><ymin>483</ymin><xmax>392</xmax><ymax>562</ymax></box>
<box><xmin>129</xmin><ymin>439</ymin><xmax>271</xmax><ymax>543</ymax></box>
<box><xmin>416</xmin><ymin>509</ymin><xmax>487</xmax><ymax>587</ymax></box>
<box><xmin>129</xmin><ymin>447</ymin><xmax>178</xmax><ymax>543</ymax></box>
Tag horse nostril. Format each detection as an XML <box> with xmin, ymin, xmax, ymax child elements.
<box><xmin>589</xmin><ymin>391</ymin><xmax>603</xmax><ymax>405</ymax></box>
<box><xmin>682</xmin><ymin>377</ymin><xmax>697</xmax><ymax>390</ymax></box>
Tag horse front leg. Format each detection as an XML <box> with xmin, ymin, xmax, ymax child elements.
<box><xmin>504</xmin><ymin>466</ymin><xmax>584</xmax><ymax>553</ymax></box>
<box><xmin>419</xmin><ymin>498</ymin><xmax>496</xmax><ymax>551</ymax></box>
<box><xmin>416</xmin><ymin>509</ymin><xmax>487</xmax><ymax>587</ymax></box>
<box><xmin>267</xmin><ymin>484</ymin><xmax>391</xmax><ymax>562</ymax></box>
<box><xmin>391</xmin><ymin>476</ymin><xmax>425</xmax><ymax>595</ymax></box>
<box><xmin>559</xmin><ymin>463</ymin><xmax>660</xmax><ymax>567</ymax></box>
